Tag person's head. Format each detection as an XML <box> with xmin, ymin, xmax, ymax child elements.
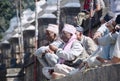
<box><xmin>61</xmin><ymin>24</ymin><xmax>76</xmax><ymax>43</ymax></box>
<box><xmin>115</xmin><ymin>14</ymin><xmax>120</xmax><ymax>25</ymax></box>
<box><xmin>105</xmin><ymin>14</ymin><xmax>120</xmax><ymax>32</ymax></box>
<box><xmin>46</xmin><ymin>24</ymin><xmax>58</xmax><ymax>42</ymax></box>
<box><xmin>75</xmin><ymin>26</ymin><xmax>84</xmax><ymax>40</ymax></box>
<box><xmin>114</xmin><ymin>14</ymin><xmax>120</xmax><ymax>31</ymax></box>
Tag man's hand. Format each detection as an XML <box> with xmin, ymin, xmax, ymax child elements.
<box><xmin>79</xmin><ymin>61</ymin><xmax>89</xmax><ymax>69</ymax></box>
<box><xmin>115</xmin><ymin>25</ymin><xmax>120</xmax><ymax>31</ymax></box>
<box><xmin>49</xmin><ymin>45</ymin><xmax>58</xmax><ymax>52</ymax></box>
<box><xmin>93</xmin><ymin>32</ymin><xmax>102</xmax><ymax>44</ymax></box>
<box><xmin>93</xmin><ymin>32</ymin><xmax>102</xmax><ymax>39</ymax></box>
<box><xmin>45</xmin><ymin>49</ymin><xmax>54</xmax><ymax>54</ymax></box>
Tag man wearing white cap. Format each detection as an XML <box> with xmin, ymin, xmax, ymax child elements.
<box><xmin>42</xmin><ymin>24</ymin><xmax>85</xmax><ymax>79</ymax></box>
<box><xmin>34</xmin><ymin>24</ymin><xmax>63</xmax><ymax>67</ymax></box>
<box><xmin>48</xmin><ymin>24</ymin><xmax>84</xmax><ymax>67</ymax></box>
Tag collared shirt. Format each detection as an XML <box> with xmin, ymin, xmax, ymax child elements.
<box><xmin>112</xmin><ymin>31</ymin><xmax>120</xmax><ymax>58</ymax></box>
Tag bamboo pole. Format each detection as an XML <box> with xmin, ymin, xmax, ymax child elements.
<box><xmin>35</xmin><ymin>0</ymin><xmax>38</xmax><ymax>50</ymax></box>
<box><xmin>15</xmin><ymin>0</ymin><xmax>20</xmax><ymax>61</ymax></box>
<box><xmin>34</xmin><ymin>0</ymin><xmax>39</xmax><ymax>81</ymax></box>
<box><xmin>19</xmin><ymin>0</ymin><xmax>24</xmax><ymax>64</ymax></box>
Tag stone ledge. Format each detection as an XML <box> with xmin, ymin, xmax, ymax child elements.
<box><xmin>7</xmin><ymin>68</ymin><xmax>22</xmax><ymax>74</ymax></box>
<box><xmin>51</xmin><ymin>64</ymin><xmax>120</xmax><ymax>81</ymax></box>
<box><xmin>6</xmin><ymin>68</ymin><xmax>24</xmax><ymax>77</ymax></box>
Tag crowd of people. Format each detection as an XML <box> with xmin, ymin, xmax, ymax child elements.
<box><xmin>34</xmin><ymin>0</ymin><xmax>120</xmax><ymax>80</ymax></box>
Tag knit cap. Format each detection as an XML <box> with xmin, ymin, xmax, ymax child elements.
<box><xmin>46</xmin><ymin>24</ymin><xmax>59</xmax><ymax>35</ymax></box>
<box><xmin>62</xmin><ymin>24</ymin><xmax>76</xmax><ymax>35</ymax></box>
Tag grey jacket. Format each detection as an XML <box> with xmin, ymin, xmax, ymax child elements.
<box><xmin>80</xmin><ymin>35</ymin><xmax>98</xmax><ymax>55</ymax></box>
<box><xmin>56</xmin><ymin>40</ymin><xmax>87</xmax><ymax>61</ymax></box>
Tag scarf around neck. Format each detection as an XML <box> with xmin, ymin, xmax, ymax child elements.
<box><xmin>63</xmin><ymin>34</ymin><xmax>77</xmax><ymax>51</ymax></box>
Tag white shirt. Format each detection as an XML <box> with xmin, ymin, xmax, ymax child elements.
<box><xmin>112</xmin><ymin>31</ymin><xmax>120</xmax><ymax>58</ymax></box>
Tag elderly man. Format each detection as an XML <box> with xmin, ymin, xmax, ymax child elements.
<box><xmin>47</xmin><ymin>24</ymin><xmax>85</xmax><ymax>67</ymax></box>
<box><xmin>42</xmin><ymin>24</ymin><xmax>84</xmax><ymax>79</ymax></box>
<box><xmin>34</xmin><ymin>24</ymin><xmax>63</xmax><ymax>67</ymax></box>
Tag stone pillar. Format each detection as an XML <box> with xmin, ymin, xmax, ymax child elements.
<box><xmin>38</xmin><ymin>13</ymin><xmax>57</xmax><ymax>47</ymax></box>
<box><xmin>60</xmin><ymin>0</ymin><xmax>81</xmax><ymax>26</ymax></box>
<box><xmin>9</xmin><ymin>34</ymin><xmax>22</xmax><ymax>68</ymax></box>
<box><xmin>0</xmin><ymin>40</ymin><xmax>11</xmax><ymax>68</ymax></box>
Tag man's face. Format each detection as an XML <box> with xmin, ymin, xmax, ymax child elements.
<box><xmin>46</xmin><ymin>30</ymin><xmax>56</xmax><ymax>42</ymax></box>
<box><xmin>61</xmin><ymin>31</ymin><xmax>72</xmax><ymax>43</ymax></box>
<box><xmin>75</xmin><ymin>31</ymin><xmax>82</xmax><ymax>40</ymax></box>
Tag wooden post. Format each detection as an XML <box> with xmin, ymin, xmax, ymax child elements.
<box><xmin>34</xmin><ymin>0</ymin><xmax>39</xmax><ymax>81</ymax></box>
<box><xmin>19</xmin><ymin>0</ymin><xmax>24</xmax><ymax>64</ymax></box>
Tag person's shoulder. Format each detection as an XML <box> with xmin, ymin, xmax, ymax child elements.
<box><xmin>73</xmin><ymin>40</ymin><xmax>81</xmax><ymax>45</ymax></box>
<box><xmin>100</xmin><ymin>23</ymin><xmax>107</xmax><ymax>28</ymax></box>
<box><xmin>84</xmin><ymin>35</ymin><xmax>92</xmax><ymax>40</ymax></box>
<box><xmin>74</xmin><ymin>40</ymin><xmax>80</xmax><ymax>43</ymax></box>
<box><xmin>84</xmin><ymin>35</ymin><xmax>96</xmax><ymax>43</ymax></box>
<box><xmin>72</xmin><ymin>40</ymin><xmax>83</xmax><ymax>48</ymax></box>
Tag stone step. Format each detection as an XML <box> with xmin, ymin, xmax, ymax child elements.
<box><xmin>6</xmin><ymin>68</ymin><xmax>24</xmax><ymax>81</ymax></box>
<box><xmin>6</xmin><ymin>68</ymin><xmax>24</xmax><ymax>77</ymax></box>
<box><xmin>51</xmin><ymin>64</ymin><xmax>120</xmax><ymax>81</ymax></box>
<box><xmin>6</xmin><ymin>77</ymin><xmax>24</xmax><ymax>81</ymax></box>
<box><xmin>7</xmin><ymin>68</ymin><xmax>22</xmax><ymax>74</ymax></box>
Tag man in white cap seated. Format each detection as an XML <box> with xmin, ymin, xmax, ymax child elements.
<box><xmin>48</xmin><ymin>24</ymin><xmax>85</xmax><ymax>67</ymax></box>
<box><xmin>34</xmin><ymin>24</ymin><xmax>63</xmax><ymax>67</ymax></box>
<box><xmin>75</xmin><ymin>26</ymin><xmax>98</xmax><ymax>55</ymax></box>
<box><xmin>42</xmin><ymin>24</ymin><xmax>85</xmax><ymax>79</ymax></box>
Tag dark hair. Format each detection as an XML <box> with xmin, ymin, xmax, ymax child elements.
<box><xmin>115</xmin><ymin>14</ymin><xmax>120</xmax><ymax>24</ymax></box>
<box><xmin>104</xmin><ymin>12</ymin><xmax>114</xmax><ymax>22</ymax></box>
<box><xmin>104</xmin><ymin>14</ymin><xmax>113</xmax><ymax>22</ymax></box>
